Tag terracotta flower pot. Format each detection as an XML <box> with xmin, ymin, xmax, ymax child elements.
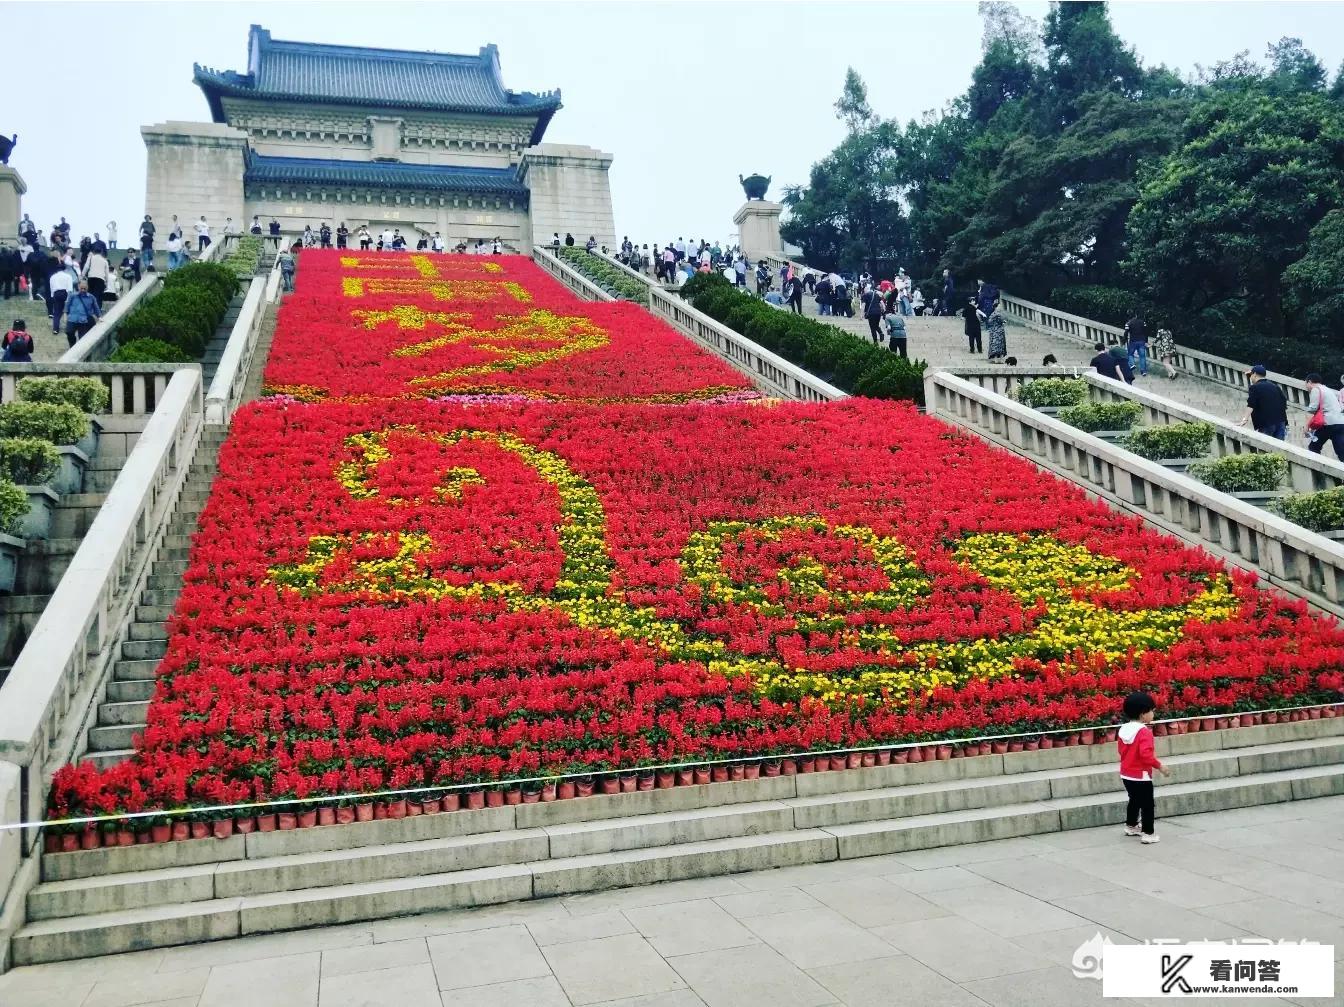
<box><xmin>620</xmin><ymin>774</ymin><xmax>637</xmax><ymax>792</ymax></box>
<box><xmin>991</xmin><ymin>741</ymin><xmax>1008</xmax><ymax>754</ymax></box>
<box><xmin>1310</xmin><ymin>707</ymin><xmax>1323</xmax><ymax>720</ymax></box>
<box><xmin>559</xmin><ymin>781</ymin><xmax>577</xmax><ymax>800</ymax></box>
<box><xmin>950</xmin><ymin>746</ymin><xmax>964</xmax><ymax>759</ymax></box>
<box><xmin>355</xmin><ymin>803</ymin><xmax>374</xmax><ymax>822</ymax></box>
<box><xmin>693</xmin><ymin>768</ymin><xmax>710</xmax><ymax>785</ymax></box>
<box><xmin>846</xmin><ymin>753</ymin><xmax>863</xmax><ymax>770</ymax></box>
<box><xmin>43</xmin><ymin>833</ymin><xmax>60</xmax><ymax>854</ymax></box>
<box><xmin>212</xmin><ymin>820</ymin><xmax>234</xmax><ymax>840</ymax></box>
<box><xmin>190</xmin><ymin>822</ymin><xmax>210</xmax><ymax>840</ymax></box>
<box><xmin>539</xmin><ymin>785</ymin><xmax>556</xmax><ymax>804</ymax></box>
<box><xmin>906</xmin><ymin>745</ymin><xmax>923</xmax><ymax>763</ymax></box>
<box><xmin>677</xmin><ymin>769</ymin><xmax>694</xmax><ymax>787</ymax></box>
<box><xmin>876</xmin><ymin>749</ymin><xmax>892</xmax><ymax>766</ymax></box>
<box><xmin>762</xmin><ymin>761</ymin><xmax>781</xmax><ymax>778</ymax></box>
<box><xmin>780</xmin><ymin>758</ymin><xmax>797</xmax><ymax>775</ymax></box>
<box><xmin>637</xmin><ymin>773</ymin><xmax>655</xmax><ymax>791</ymax></box>
<box><xmin>1216</xmin><ymin>717</ymin><xmax>1231</xmax><ymax>731</ymax></box>
<box><xmin>443</xmin><ymin>793</ymin><xmax>463</xmax><ymax>811</ymax></box>
<box><xmin>374</xmin><ymin>803</ymin><xmax>388</xmax><ymax>820</ymax></box>
<box><xmin>892</xmin><ymin>750</ymin><xmax>909</xmax><ymax>764</ymax></box>
<box><xmin>656</xmin><ymin>770</ymin><xmax>675</xmax><ymax>788</ymax></box>
<box><xmin>1024</xmin><ymin>739</ymin><xmax>1039</xmax><ymax>751</ymax></box>
<box><xmin>1079</xmin><ymin>729</ymin><xmax>1095</xmax><ymax>745</ymax></box>
<box><xmin>831</xmin><ymin>755</ymin><xmax>848</xmax><ymax>772</ymax></box>
<box><xmin>1153</xmin><ymin>723</ymin><xmax>1168</xmax><ymax>737</ymax></box>
<box><xmin>172</xmin><ymin>821</ymin><xmax>191</xmax><ymax>841</ymax></box>
<box><xmin>601</xmin><ymin>777</ymin><xmax>620</xmax><ymax>795</ymax></box>
<box><xmin>484</xmin><ymin>791</ymin><xmax>504</xmax><ymax>808</ymax></box>
<box><xmin>421</xmin><ymin>798</ymin><xmax>441</xmax><ymax>814</ymax></box>
<box><xmin>466</xmin><ymin>790</ymin><xmax>486</xmax><ymax>809</ymax></box>
<box><xmin>61</xmin><ymin>833</ymin><xmax>80</xmax><ymax>853</ymax></box>
<box><xmin>861</xmin><ymin>752</ymin><xmax>877</xmax><ymax>768</ymax></box>
<box><xmin>297</xmin><ymin>809</ymin><xmax>318</xmax><ymax>829</ymax></box>
<box><xmin>318</xmin><ymin>806</ymin><xmax>336</xmax><ymax>826</ymax></box>
<box><xmin>744</xmin><ymin>762</ymin><xmax>761</xmax><ymax>779</ymax></box>
<box><xmin>729</xmin><ymin>764</ymin><xmax>746</xmax><ymax>781</ymax></box>
<box><xmin>576</xmin><ymin>779</ymin><xmax>595</xmax><ymax>798</ymax></box>
<box><xmin>711</xmin><ymin>765</ymin><xmax>729</xmax><ymax>783</ymax></box>
<box><xmin>235</xmin><ymin>816</ymin><xmax>255</xmax><ymax>834</ymax></box>
<box><xmin>1040</xmin><ymin>737</ymin><xmax>1054</xmax><ymax>749</ymax></box>
<box><xmin>151</xmin><ymin>823</ymin><xmax>172</xmax><ymax>843</ymax></box>
<box><xmin>336</xmin><ymin>806</ymin><xmax>356</xmax><ymax>825</ymax></box>
<box><xmin>136</xmin><ymin>831</ymin><xmax>153</xmax><ymax>845</ymax></box>
<box><xmin>117</xmin><ymin>828</ymin><xmax>136</xmax><ymax>847</ymax></box>
<box><xmin>504</xmin><ymin>789</ymin><xmax>522</xmax><ymax>806</ymax></box>
<box><xmin>522</xmin><ymin>790</ymin><xmax>540</xmax><ymax>803</ymax></box>
<box><xmin>798</xmin><ymin>757</ymin><xmax>816</xmax><ymax>774</ymax></box>
<box><xmin>936</xmin><ymin>744</ymin><xmax>952</xmax><ymax>761</ymax></box>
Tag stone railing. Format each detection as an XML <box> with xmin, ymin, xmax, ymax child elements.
<box><xmin>60</xmin><ymin>239</ymin><xmax>225</xmax><ymax>364</ymax></box>
<box><xmin>264</xmin><ymin>251</ymin><xmax>283</xmax><ymax>303</ymax></box>
<box><xmin>205</xmin><ymin>276</ymin><xmax>268</xmax><ymax>425</ymax></box>
<box><xmin>0</xmin><ymin>368</ymin><xmax>202</xmax><ymax>844</ymax></box>
<box><xmin>532</xmin><ymin>245</ymin><xmax>613</xmax><ymax>302</ymax></box>
<box><xmin>646</xmin><ymin>285</ymin><xmax>845</xmax><ymax>403</ymax></box>
<box><xmin>950</xmin><ymin>366</ymin><xmax>1344</xmax><ymax>495</ymax></box>
<box><xmin>999</xmin><ymin>292</ymin><xmax>1312</xmax><ymax>409</ymax></box>
<box><xmin>0</xmin><ymin>363</ymin><xmax>195</xmax><ymax>416</ymax></box>
<box><xmin>596</xmin><ymin>250</ymin><xmax>675</xmax><ymax>291</ymax></box>
<box><xmin>927</xmin><ymin>371</ymin><xmax>1344</xmax><ymax>618</ymax></box>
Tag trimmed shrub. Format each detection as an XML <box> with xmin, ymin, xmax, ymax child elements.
<box><xmin>1057</xmin><ymin>401</ymin><xmax>1143</xmax><ymax>433</ymax></box>
<box><xmin>1188</xmin><ymin>453</ymin><xmax>1288</xmax><ymax>493</ymax></box>
<box><xmin>0</xmin><ymin>402</ymin><xmax>90</xmax><ymax>445</ymax></box>
<box><xmin>223</xmin><ymin>235</ymin><xmax>265</xmax><ymax>277</ymax></box>
<box><xmin>114</xmin><ymin>260</ymin><xmax>240</xmax><ymax>359</ymax></box>
<box><xmin>679</xmin><ymin>273</ymin><xmax>926</xmax><ymax>403</ymax></box>
<box><xmin>1119</xmin><ymin>422</ymin><xmax>1215</xmax><ymax>461</ymax></box>
<box><xmin>0</xmin><ymin>479</ymin><xmax>28</xmax><ymax>535</ymax></box>
<box><xmin>1014</xmin><ymin>378</ymin><xmax>1088</xmax><ymax>408</ymax></box>
<box><xmin>0</xmin><ymin>437</ymin><xmax>60</xmax><ymax>484</ymax></box>
<box><xmin>16</xmin><ymin>376</ymin><xmax>111</xmax><ymax>414</ymax></box>
<box><xmin>555</xmin><ymin>247</ymin><xmax>649</xmax><ymax>305</ymax></box>
<box><xmin>108</xmin><ymin>339</ymin><xmax>194</xmax><ymax>364</ymax></box>
<box><xmin>162</xmin><ymin>261</ymin><xmax>240</xmax><ymax>304</ymax></box>
<box><xmin>1273</xmin><ymin>486</ymin><xmax>1344</xmax><ymax>533</ymax></box>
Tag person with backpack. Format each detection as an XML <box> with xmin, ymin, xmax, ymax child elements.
<box><xmin>2</xmin><ymin>319</ymin><xmax>33</xmax><ymax>362</ymax></box>
<box><xmin>862</xmin><ymin>284</ymin><xmax>884</xmax><ymax>343</ymax></box>
<box><xmin>64</xmin><ymin>280</ymin><xmax>101</xmax><ymax>347</ymax></box>
<box><xmin>1303</xmin><ymin>374</ymin><xmax>1344</xmax><ymax>459</ymax></box>
<box><xmin>786</xmin><ymin>273</ymin><xmax>805</xmax><ymax>315</ymax></box>
<box><xmin>278</xmin><ymin>247</ymin><xmax>296</xmax><ymax>293</ymax></box>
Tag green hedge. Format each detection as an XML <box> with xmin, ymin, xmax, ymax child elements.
<box><xmin>115</xmin><ymin>261</ymin><xmax>239</xmax><ymax>359</ymax></box>
<box><xmin>1057</xmin><ymin>401</ymin><xmax>1143</xmax><ymax>433</ymax></box>
<box><xmin>108</xmin><ymin>339</ymin><xmax>194</xmax><ymax>364</ymax></box>
<box><xmin>1273</xmin><ymin>486</ymin><xmax>1344</xmax><ymax>533</ymax></box>
<box><xmin>163</xmin><ymin>261</ymin><xmax>240</xmax><ymax>304</ymax></box>
<box><xmin>0</xmin><ymin>479</ymin><xmax>28</xmax><ymax>535</ymax></box>
<box><xmin>1188</xmin><ymin>453</ymin><xmax>1287</xmax><ymax>493</ymax></box>
<box><xmin>0</xmin><ymin>402</ymin><xmax>90</xmax><ymax>445</ymax></box>
<box><xmin>17</xmin><ymin>376</ymin><xmax>111</xmax><ymax>414</ymax></box>
<box><xmin>1119</xmin><ymin>421</ymin><xmax>1215</xmax><ymax>461</ymax></box>
<box><xmin>555</xmin><ymin>247</ymin><xmax>649</xmax><ymax>305</ymax></box>
<box><xmin>0</xmin><ymin>437</ymin><xmax>60</xmax><ymax>484</ymax></box>
<box><xmin>223</xmin><ymin>235</ymin><xmax>265</xmax><ymax>277</ymax></box>
<box><xmin>1014</xmin><ymin>378</ymin><xmax>1088</xmax><ymax>408</ymax></box>
<box><xmin>678</xmin><ymin>273</ymin><xmax>926</xmax><ymax>403</ymax></box>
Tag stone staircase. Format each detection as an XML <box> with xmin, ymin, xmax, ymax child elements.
<box><xmin>12</xmin><ymin>716</ymin><xmax>1342</xmax><ymax>965</ymax></box>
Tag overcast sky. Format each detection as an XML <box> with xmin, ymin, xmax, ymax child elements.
<box><xmin>8</xmin><ymin>1</ymin><xmax>1344</xmax><ymax>249</ymax></box>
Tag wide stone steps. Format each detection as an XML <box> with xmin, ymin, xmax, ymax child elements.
<box><xmin>16</xmin><ymin>719</ymin><xmax>1343</xmax><ymax>964</ymax></box>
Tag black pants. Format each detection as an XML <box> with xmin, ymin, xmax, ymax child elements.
<box><xmin>87</xmin><ymin>277</ymin><xmax>106</xmax><ymax>299</ymax></box>
<box><xmin>1123</xmin><ymin>778</ymin><xmax>1155</xmax><ymax>834</ymax></box>
<box><xmin>66</xmin><ymin>320</ymin><xmax>94</xmax><ymax>347</ymax></box>
<box><xmin>198</xmin><ymin>235</ymin><xmax>210</xmax><ymax>251</ymax></box>
<box><xmin>967</xmin><ymin>330</ymin><xmax>982</xmax><ymax>354</ymax></box>
<box><xmin>867</xmin><ymin>316</ymin><xmax>882</xmax><ymax>343</ymax></box>
<box><xmin>1308</xmin><ymin>424</ymin><xmax>1344</xmax><ymax>459</ymax></box>
<box><xmin>337</xmin><ymin>236</ymin><xmax>347</xmax><ymax>249</ymax></box>
<box><xmin>890</xmin><ymin>337</ymin><xmax>908</xmax><ymax>358</ymax></box>
<box><xmin>0</xmin><ymin>274</ymin><xmax>14</xmax><ymax>298</ymax></box>
<box><xmin>788</xmin><ymin>295</ymin><xmax>802</xmax><ymax>315</ymax></box>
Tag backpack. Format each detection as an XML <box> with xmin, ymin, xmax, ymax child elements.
<box><xmin>864</xmin><ymin>293</ymin><xmax>883</xmax><ymax>319</ymax></box>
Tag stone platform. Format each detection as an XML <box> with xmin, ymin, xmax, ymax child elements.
<box><xmin>2</xmin><ymin>793</ymin><xmax>1340</xmax><ymax>1006</ymax></box>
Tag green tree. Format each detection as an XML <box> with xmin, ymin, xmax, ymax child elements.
<box><xmin>1039</xmin><ymin>1</ymin><xmax>1142</xmax><ymax>126</ymax></box>
<box><xmin>1284</xmin><ymin>209</ymin><xmax>1344</xmax><ymax>343</ymax></box>
<box><xmin>1266</xmin><ymin>37</ymin><xmax>1327</xmax><ymax>93</ymax></box>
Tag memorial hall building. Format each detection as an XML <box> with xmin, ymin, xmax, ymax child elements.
<box><xmin>143</xmin><ymin>25</ymin><xmax>616</xmax><ymax>249</ymax></box>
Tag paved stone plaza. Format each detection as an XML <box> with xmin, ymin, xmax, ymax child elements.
<box><xmin>3</xmin><ymin>795</ymin><xmax>1339</xmax><ymax>1007</ymax></box>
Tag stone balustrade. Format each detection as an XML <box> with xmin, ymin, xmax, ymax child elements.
<box><xmin>60</xmin><ymin>240</ymin><xmax>225</xmax><ymax>365</ymax></box>
<box><xmin>205</xmin><ymin>276</ymin><xmax>268</xmax><ymax>425</ymax></box>
<box><xmin>926</xmin><ymin>370</ymin><xmax>1344</xmax><ymax>619</ymax></box>
<box><xmin>999</xmin><ymin>292</ymin><xmax>1313</xmax><ymax>409</ymax></box>
<box><xmin>533</xmin><ymin>245</ymin><xmax>614</xmax><ymax>302</ymax></box>
<box><xmin>0</xmin><ymin>368</ymin><xmax>203</xmax><ymax>847</ymax></box>
<box><xmin>645</xmin><ymin>286</ymin><xmax>845</xmax><ymax>403</ymax></box>
<box><xmin>0</xmin><ymin>363</ymin><xmax>196</xmax><ymax>416</ymax></box>
<box><xmin>950</xmin><ymin>366</ymin><xmax>1344</xmax><ymax>495</ymax></box>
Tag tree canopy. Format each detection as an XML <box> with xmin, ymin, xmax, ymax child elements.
<box><xmin>779</xmin><ymin>2</ymin><xmax>1344</xmax><ymax>378</ymax></box>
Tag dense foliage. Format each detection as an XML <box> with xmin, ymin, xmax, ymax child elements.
<box><xmin>1119</xmin><ymin>422</ymin><xmax>1215</xmax><ymax>461</ymax></box>
<box><xmin>1188</xmin><ymin>453</ymin><xmax>1288</xmax><ymax>493</ymax></box>
<box><xmin>1274</xmin><ymin>486</ymin><xmax>1344</xmax><ymax>533</ymax></box>
<box><xmin>678</xmin><ymin>273</ymin><xmax>927</xmax><ymax>403</ymax></box>
<box><xmin>17</xmin><ymin>376</ymin><xmax>111</xmax><ymax>414</ymax></box>
<box><xmin>0</xmin><ymin>402</ymin><xmax>90</xmax><ymax>445</ymax></box>
<box><xmin>781</xmin><ymin>2</ymin><xmax>1344</xmax><ymax>378</ymax></box>
<box><xmin>554</xmin><ymin>247</ymin><xmax>650</xmax><ymax>305</ymax></box>
<box><xmin>117</xmin><ymin>262</ymin><xmax>240</xmax><ymax>359</ymax></box>
<box><xmin>0</xmin><ymin>438</ymin><xmax>60</xmax><ymax>485</ymax></box>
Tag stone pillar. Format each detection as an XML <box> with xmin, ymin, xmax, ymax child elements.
<box><xmin>141</xmin><ymin>122</ymin><xmax>248</xmax><ymax>246</ymax></box>
<box><xmin>733</xmin><ymin>200</ymin><xmax>783</xmax><ymax>262</ymax></box>
<box><xmin>519</xmin><ymin>144</ymin><xmax>616</xmax><ymax>250</ymax></box>
<box><xmin>0</xmin><ymin>167</ymin><xmax>25</xmax><ymax>246</ymax></box>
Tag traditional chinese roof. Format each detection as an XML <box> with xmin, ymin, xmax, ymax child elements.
<box><xmin>244</xmin><ymin>152</ymin><xmax>529</xmax><ymax>199</ymax></box>
<box><xmin>195</xmin><ymin>25</ymin><xmax>560</xmax><ymax>141</ymax></box>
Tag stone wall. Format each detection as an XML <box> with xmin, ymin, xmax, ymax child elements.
<box><xmin>142</xmin><ymin>122</ymin><xmax>248</xmax><ymax>245</ymax></box>
<box><xmin>519</xmin><ymin>144</ymin><xmax>616</xmax><ymax>250</ymax></box>
<box><xmin>241</xmin><ymin>193</ymin><xmax>529</xmax><ymax>248</ymax></box>
<box><xmin>0</xmin><ymin>168</ymin><xmax>25</xmax><ymax>248</ymax></box>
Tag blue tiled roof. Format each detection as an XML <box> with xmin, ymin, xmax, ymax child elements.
<box><xmin>195</xmin><ymin>25</ymin><xmax>560</xmax><ymax>140</ymax></box>
<box><xmin>244</xmin><ymin>153</ymin><xmax>529</xmax><ymax>199</ymax></box>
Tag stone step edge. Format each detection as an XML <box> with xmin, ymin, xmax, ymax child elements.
<box><xmin>13</xmin><ymin>766</ymin><xmax>1340</xmax><ymax>966</ymax></box>
<box><xmin>36</xmin><ymin>737</ymin><xmax>1344</xmax><ymax>895</ymax></box>
<box><xmin>42</xmin><ymin>719</ymin><xmax>1344</xmax><ymax>880</ymax></box>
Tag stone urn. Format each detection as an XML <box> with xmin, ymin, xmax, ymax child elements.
<box><xmin>739</xmin><ymin>174</ymin><xmax>771</xmax><ymax>201</ymax></box>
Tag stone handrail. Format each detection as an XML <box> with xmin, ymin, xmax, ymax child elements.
<box><xmin>927</xmin><ymin>370</ymin><xmax>1344</xmax><ymax>618</ymax></box>
<box><xmin>532</xmin><ymin>245</ymin><xmax>613</xmax><ymax>302</ymax></box>
<box><xmin>999</xmin><ymin>292</ymin><xmax>1313</xmax><ymax>409</ymax></box>
<box><xmin>595</xmin><ymin>249</ymin><xmax>675</xmax><ymax>291</ymax></box>
<box><xmin>948</xmin><ymin>366</ymin><xmax>1344</xmax><ymax>495</ymax></box>
<box><xmin>264</xmin><ymin>251</ymin><xmax>283</xmax><ymax>303</ymax></box>
<box><xmin>646</xmin><ymin>285</ymin><xmax>845</xmax><ymax>403</ymax></box>
<box><xmin>0</xmin><ymin>363</ymin><xmax>196</xmax><ymax>415</ymax></box>
<box><xmin>0</xmin><ymin>368</ymin><xmax>202</xmax><ymax>836</ymax></box>
<box><xmin>60</xmin><ymin>238</ymin><xmax>225</xmax><ymax>364</ymax></box>
<box><xmin>205</xmin><ymin>276</ymin><xmax>267</xmax><ymax>425</ymax></box>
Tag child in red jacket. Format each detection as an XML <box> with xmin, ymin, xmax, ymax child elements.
<box><xmin>1118</xmin><ymin>691</ymin><xmax>1169</xmax><ymax>843</ymax></box>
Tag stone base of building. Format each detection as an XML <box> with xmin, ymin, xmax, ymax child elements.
<box><xmin>520</xmin><ymin>144</ymin><xmax>616</xmax><ymax>250</ymax></box>
<box><xmin>733</xmin><ymin>200</ymin><xmax>783</xmax><ymax>263</ymax></box>
<box><xmin>0</xmin><ymin>167</ymin><xmax>26</xmax><ymax>248</ymax></box>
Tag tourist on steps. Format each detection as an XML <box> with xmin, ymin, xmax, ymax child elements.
<box><xmin>269</xmin><ymin>218</ymin><xmax>282</xmax><ymax>249</ymax></box>
<box><xmin>1153</xmin><ymin>326</ymin><xmax>1177</xmax><ymax>379</ymax></box>
<box><xmin>47</xmin><ymin>258</ymin><xmax>74</xmax><ymax>332</ymax></box>
<box><xmin>862</xmin><ymin>285</ymin><xmax>884</xmax><ymax>343</ymax></box>
<box><xmin>63</xmin><ymin>280</ymin><xmax>101</xmax><ymax>347</ymax></box>
<box><xmin>885</xmin><ymin>311</ymin><xmax>908</xmax><ymax>358</ymax></box>
<box><xmin>1124</xmin><ymin>312</ymin><xmax>1149</xmax><ymax>377</ymax></box>
<box><xmin>984</xmin><ymin>297</ymin><xmax>1008</xmax><ymax>363</ymax></box>
<box><xmin>787</xmin><ymin>274</ymin><xmax>804</xmax><ymax>315</ymax></box>
<box><xmin>278</xmin><ymin>248</ymin><xmax>296</xmax><ymax>292</ymax></box>
<box><xmin>1090</xmin><ymin>343</ymin><xmax>1133</xmax><ymax>384</ymax></box>
<box><xmin>1303</xmin><ymin>374</ymin><xmax>1344</xmax><ymax>459</ymax></box>
<box><xmin>2</xmin><ymin>319</ymin><xmax>33</xmax><ymax>362</ymax></box>
<box><xmin>139</xmin><ymin>216</ymin><xmax>156</xmax><ymax>271</ymax></box>
<box><xmin>165</xmin><ymin>232</ymin><xmax>184</xmax><ymax>271</ymax></box>
<box><xmin>336</xmin><ymin>222</ymin><xmax>349</xmax><ymax>249</ymax></box>
<box><xmin>195</xmin><ymin>216</ymin><xmax>211</xmax><ymax>252</ymax></box>
<box><xmin>1118</xmin><ymin>691</ymin><xmax>1168</xmax><ymax>844</ymax></box>
<box><xmin>1237</xmin><ymin>365</ymin><xmax>1288</xmax><ymax>439</ymax></box>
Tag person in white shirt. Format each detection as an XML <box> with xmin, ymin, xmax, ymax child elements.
<box><xmin>106</xmin><ymin>220</ymin><xmax>117</xmax><ymax>249</ymax></box>
<box><xmin>380</xmin><ymin>228</ymin><xmax>394</xmax><ymax>251</ymax></box>
<box><xmin>82</xmin><ymin>250</ymin><xmax>111</xmax><ymax>300</ymax></box>
<box><xmin>48</xmin><ymin>261</ymin><xmax>75</xmax><ymax>333</ymax></box>
<box><xmin>675</xmin><ymin>237</ymin><xmax>686</xmax><ymax>262</ymax></box>
<box><xmin>166</xmin><ymin>233</ymin><xmax>185</xmax><ymax>271</ymax></box>
<box><xmin>699</xmin><ymin>247</ymin><xmax>712</xmax><ymax>267</ymax></box>
<box><xmin>194</xmin><ymin>216</ymin><xmax>210</xmax><ymax>252</ymax></box>
<box><xmin>431</xmin><ymin>232</ymin><xmax>444</xmax><ymax>252</ymax></box>
<box><xmin>491</xmin><ymin>238</ymin><xmax>501</xmax><ymax>255</ymax></box>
